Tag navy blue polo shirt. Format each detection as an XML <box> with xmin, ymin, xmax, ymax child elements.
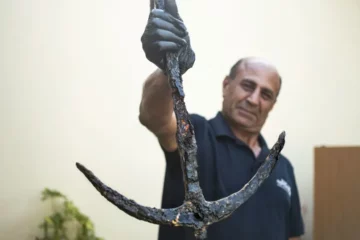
<box><xmin>158</xmin><ymin>112</ymin><xmax>304</xmax><ymax>240</ymax></box>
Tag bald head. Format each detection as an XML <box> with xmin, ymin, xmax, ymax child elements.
<box><xmin>229</xmin><ymin>57</ymin><xmax>282</xmax><ymax>96</ymax></box>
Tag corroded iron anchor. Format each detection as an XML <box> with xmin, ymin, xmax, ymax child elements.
<box><xmin>75</xmin><ymin>0</ymin><xmax>286</xmax><ymax>239</ymax></box>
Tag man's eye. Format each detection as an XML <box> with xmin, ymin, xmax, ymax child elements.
<box><xmin>241</xmin><ymin>84</ymin><xmax>253</xmax><ymax>91</ymax></box>
<box><xmin>262</xmin><ymin>92</ymin><xmax>272</xmax><ymax>100</ymax></box>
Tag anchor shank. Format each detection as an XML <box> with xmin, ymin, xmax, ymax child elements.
<box><xmin>165</xmin><ymin>51</ymin><xmax>204</xmax><ymax>203</ymax></box>
<box><xmin>152</xmin><ymin>0</ymin><xmax>205</xmax><ymax>203</ymax></box>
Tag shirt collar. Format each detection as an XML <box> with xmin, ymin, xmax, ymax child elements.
<box><xmin>210</xmin><ymin>111</ymin><xmax>268</xmax><ymax>150</ymax></box>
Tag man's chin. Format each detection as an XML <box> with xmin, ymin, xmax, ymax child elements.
<box><xmin>232</xmin><ymin>116</ymin><xmax>255</xmax><ymax>129</ymax></box>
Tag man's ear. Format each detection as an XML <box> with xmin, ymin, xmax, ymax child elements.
<box><xmin>222</xmin><ymin>76</ymin><xmax>230</xmax><ymax>97</ymax></box>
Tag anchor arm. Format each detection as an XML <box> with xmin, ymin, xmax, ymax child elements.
<box><xmin>75</xmin><ymin>163</ymin><xmax>180</xmax><ymax>225</ymax></box>
<box><xmin>207</xmin><ymin>131</ymin><xmax>286</xmax><ymax>221</ymax></box>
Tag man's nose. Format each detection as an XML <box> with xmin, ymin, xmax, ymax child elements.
<box><xmin>247</xmin><ymin>89</ymin><xmax>261</xmax><ymax>106</ymax></box>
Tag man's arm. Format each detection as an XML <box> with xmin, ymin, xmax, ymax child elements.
<box><xmin>138</xmin><ymin>6</ymin><xmax>195</xmax><ymax>152</ymax></box>
<box><xmin>138</xmin><ymin>68</ymin><xmax>178</xmax><ymax>152</ymax></box>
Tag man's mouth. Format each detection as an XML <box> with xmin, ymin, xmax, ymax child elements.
<box><xmin>237</xmin><ymin>107</ymin><xmax>256</xmax><ymax>118</ymax></box>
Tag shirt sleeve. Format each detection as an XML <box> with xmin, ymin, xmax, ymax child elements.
<box><xmin>288</xmin><ymin>166</ymin><xmax>305</xmax><ymax>237</ymax></box>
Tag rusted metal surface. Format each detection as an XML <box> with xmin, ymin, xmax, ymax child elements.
<box><xmin>76</xmin><ymin>0</ymin><xmax>286</xmax><ymax>239</ymax></box>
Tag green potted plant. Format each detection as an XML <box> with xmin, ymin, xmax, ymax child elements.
<box><xmin>35</xmin><ymin>188</ymin><xmax>104</xmax><ymax>240</ymax></box>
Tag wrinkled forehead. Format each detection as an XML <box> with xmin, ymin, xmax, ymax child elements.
<box><xmin>236</xmin><ymin>58</ymin><xmax>281</xmax><ymax>91</ymax></box>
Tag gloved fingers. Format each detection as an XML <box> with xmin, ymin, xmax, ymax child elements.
<box><xmin>150</xmin><ymin>16</ymin><xmax>187</xmax><ymax>38</ymax></box>
<box><xmin>150</xmin><ymin>29</ymin><xmax>187</xmax><ymax>47</ymax></box>
<box><xmin>149</xmin><ymin>40</ymin><xmax>182</xmax><ymax>52</ymax></box>
<box><xmin>151</xmin><ymin>9</ymin><xmax>187</xmax><ymax>34</ymax></box>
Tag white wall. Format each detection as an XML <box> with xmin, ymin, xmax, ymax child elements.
<box><xmin>1</xmin><ymin>0</ymin><xmax>360</xmax><ymax>239</ymax></box>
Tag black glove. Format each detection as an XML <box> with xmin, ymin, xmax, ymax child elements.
<box><xmin>141</xmin><ymin>4</ymin><xmax>195</xmax><ymax>75</ymax></box>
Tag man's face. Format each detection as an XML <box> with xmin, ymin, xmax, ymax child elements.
<box><xmin>222</xmin><ymin>60</ymin><xmax>281</xmax><ymax>133</ymax></box>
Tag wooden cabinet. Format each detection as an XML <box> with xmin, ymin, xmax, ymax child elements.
<box><xmin>313</xmin><ymin>146</ymin><xmax>360</xmax><ymax>240</ymax></box>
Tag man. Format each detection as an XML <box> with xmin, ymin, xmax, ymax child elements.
<box><xmin>138</xmin><ymin>4</ymin><xmax>304</xmax><ymax>240</ymax></box>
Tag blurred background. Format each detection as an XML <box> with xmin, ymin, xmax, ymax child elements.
<box><xmin>1</xmin><ymin>0</ymin><xmax>359</xmax><ymax>239</ymax></box>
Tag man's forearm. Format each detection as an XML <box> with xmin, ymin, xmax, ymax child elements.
<box><xmin>139</xmin><ymin>68</ymin><xmax>174</xmax><ymax>134</ymax></box>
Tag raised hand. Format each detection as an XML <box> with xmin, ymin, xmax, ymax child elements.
<box><xmin>141</xmin><ymin>1</ymin><xmax>195</xmax><ymax>75</ymax></box>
